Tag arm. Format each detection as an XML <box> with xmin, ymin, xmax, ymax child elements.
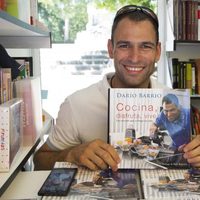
<box><xmin>33</xmin><ymin>139</ymin><xmax>120</xmax><ymax>171</ymax></box>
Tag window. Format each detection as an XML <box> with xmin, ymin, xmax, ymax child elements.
<box><xmin>39</xmin><ymin>1</ymin><xmax>158</xmax><ymax>119</ymax></box>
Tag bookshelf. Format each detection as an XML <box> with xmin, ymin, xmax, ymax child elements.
<box><xmin>0</xmin><ymin>113</ymin><xmax>53</xmax><ymax>196</ymax></box>
<box><xmin>0</xmin><ymin>5</ymin><xmax>52</xmax><ymax>197</ymax></box>
<box><xmin>0</xmin><ymin>10</ymin><xmax>51</xmax><ymax>48</ymax></box>
<box><xmin>161</xmin><ymin>0</ymin><xmax>200</xmax><ymax>90</ymax></box>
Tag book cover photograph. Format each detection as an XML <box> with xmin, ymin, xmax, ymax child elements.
<box><xmin>108</xmin><ymin>88</ymin><xmax>191</xmax><ymax>169</ymax></box>
<box><xmin>46</xmin><ymin>162</ymin><xmax>144</xmax><ymax>200</ymax></box>
<box><xmin>140</xmin><ymin>168</ymin><xmax>200</xmax><ymax>200</ymax></box>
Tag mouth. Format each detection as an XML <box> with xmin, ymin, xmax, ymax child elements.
<box><xmin>124</xmin><ymin>65</ymin><xmax>144</xmax><ymax>73</ymax></box>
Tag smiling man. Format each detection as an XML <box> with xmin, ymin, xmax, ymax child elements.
<box><xmin>34</xmin><ymin>5</ymin><xmax>200</xmax><ymax>171</ymax></box>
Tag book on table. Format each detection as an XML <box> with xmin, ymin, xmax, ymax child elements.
<box><xmin>51</xmin><ymin>162</ymin><xmax>144</xmax><ymax>200</ymax></box>
<box><xmin>108</xmin><ymin>88</ymin><xmax>191</xmax><ymax>169</ymax></box>
<box><xmin>48</xmin><ymin>162</ymin><xmax>200</xmax><ymax>200</ymax></box>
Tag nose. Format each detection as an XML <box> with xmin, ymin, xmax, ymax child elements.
<box><xmin>127</xmin><ymin>46</ymin><xmax>141</xmax><ymax>62</ymax></box>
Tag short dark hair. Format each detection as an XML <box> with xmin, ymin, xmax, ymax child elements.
<box><xmin>162</xmin><ymin>94</ymin><xmax>179</xmax><ymax>107</ymax></box>
<box><xmin>111</xmin><ymin>5</ymin><xmax>159</xmax><ymax>44</ymax></box>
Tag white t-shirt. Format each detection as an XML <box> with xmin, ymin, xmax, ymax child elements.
<box><xmin>47</xmin><ymin>72</ymin><xmax>169</xmax><ymax>150</ymax></box>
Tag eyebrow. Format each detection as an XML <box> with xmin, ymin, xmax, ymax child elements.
<box><xmin>116</xmin><ymin>40</ymin><xmax>157</xmax><ymax>46</ymax></box>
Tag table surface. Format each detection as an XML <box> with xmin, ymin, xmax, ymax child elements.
<box><xmin>1</xmin><ymin>170</ymin><xmax>50</xmax><ymax>200</ymax></box>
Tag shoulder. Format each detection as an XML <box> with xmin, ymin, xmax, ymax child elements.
<box><xmin>61</xmin><ymin>72</ymin><xmax>113</xmax><ymax>107</ymax></box>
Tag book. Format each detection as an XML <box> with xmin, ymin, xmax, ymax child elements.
<box><xmin>13</xmin><ymin>57</ymin><xmax>33</xmax><ymax>78</ymax></box>
<box><xmin>13</xmin><ymin>77</ymin><xmax>43</xmax><ymax>145</ymax></box>
<box><xmin>47</xmin><ymin>162</ymin><xmax>200</xmax><ymax>200</ymax></box>
<box><xmin>5</xmin><ymin>0</ymin><xmax>19</xmax><ymax>18</ymax></box>
<box><xmin>195</xmin><ymin>59</ymin><xmax>200</xmax><ymax>95</ymax></box>
<box><xmin>0</xmin><ymin>0</ymin><xmax>6</xmax><ymax>10</ymax></box>
<box><xmin>108</xmin><ymin>88</ymin><xmax>191</xmax><ymax>169</ymax></box>
<box><xmin>140</xmin><ymin>168</ymin><xmax>200</xmax><ymax>200</ymax></box>
<box><xmin>0</xmin><ymin>98</ymin><xmax>23</xmax><ymax>172</ymax></box>
<box><xmin>0</xmin><ymin>68</ymin><xmax>12</xmax><ymax>104</ymax></box>
<box><xmin>52</xmin><ymin>162</ymin><xmax>144</xmax><ymax>200</ymax></box>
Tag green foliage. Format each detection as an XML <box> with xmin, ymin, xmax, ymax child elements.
<box><xmin>94</xmin><ymin>0</ymin><xmax>154</xmax><ymax>11</ymax></box>
<box><xmin>38</xmin><ymin>0</ymin><xmax>154</xmax><ymax>43</ymax></box>
<box><xmin>38</xmin><ymin>0</ymin><xmax>88</xmax><ymax>43</ymax></box>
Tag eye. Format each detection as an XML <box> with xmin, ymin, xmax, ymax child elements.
<box><xmin>117</xmin><ymin>43</ymin><xmax>129</xmax><ymax>49</ymax></box>
<box><xmin>141</xmin><ymin>43</ymin><xmax>155</xmax><ymax>50</ymax></box>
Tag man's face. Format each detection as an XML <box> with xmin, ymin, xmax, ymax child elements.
<box><xmin>162</xmin><ymin>102</ymin><xmax>180</xmax><ymax>122</ymax></box>
<box><xmin>107</xmin><ymin>18</ymin><xmax>161</xmax><ymax>88</ymax></box>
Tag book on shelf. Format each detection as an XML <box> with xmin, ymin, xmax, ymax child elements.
<box><xmin>173</xmin><ymin>0</ymin><xmax>199</xmax><ymax>41</ymax></box>
<box><xmin>0</xmin><ymin>68</ymin><xmax>12</xmax><ymax>104</ymax></box>
<box><xmin>195</xmin><ymin>59</ymin><xmax>200</xmax><ymax>95</ymax></box>
<box><xmin>5</xmin><ymin>0</ymin><xmax>18</xmax><ymax>18</ymax></box>
<box><xmin>13</xmin><ymin>77</ymin><xmax>43</xmax><ymax>145</ymax></box>
<box><xmin>171</xmin><ymin>58</ymin><xmax>200</xmax><ymax>95</ymax></box>
<box><xmin>108</xmin><ymin>88</ymin><xmax>191</xmax><ymax>169</ymax></box>
<box><xmin>13</xmin><ymin>57</ymin><xmax>33</xmax><ymax>79</ymax></box>
<box><xmin>0</xmin><ymin>98</ymin><xmax>23</xmax><ymax>172</ymax></box>
<box><xmin>0</xmin><ymin>0</ymin><xmax>6</xmax><ymax>10</ymax></box>
<box><xmin>51</xmin><ymin>162</ymin><xmax>144</xmax><ymax>200</ymax></box>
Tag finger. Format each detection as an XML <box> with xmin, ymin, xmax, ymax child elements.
<box><xmin>188</xmin><ymin>157</ymin><xmax>200</xmax><ymax>168</ymax></box>
<box><xmin>90</xmin><ymin>152</ymin><xmax>108</xmax><ymax>170</ymax></box>
<box><xmin>184</xmin><ymin>135</ymin><xmax>200</xmax><ymax>153</ymax></box>
<box><xmin>100</xmin><ymin>143</ymin><xmax>121</xmax><ymax>163</ymax></box>
<box><xmin>184</xmin><ymin>145</ymin><xmax>200</xmax><ymax>160</ymax></box>
<box><xmin>79</xmin><ymin>152</ymin><xmax>99</xmax><ymax>170</ymax></box>
<box><xmin>95</xmin><ymin>145</ymin><xmax>119</xmax><ymax>171</ymax></box>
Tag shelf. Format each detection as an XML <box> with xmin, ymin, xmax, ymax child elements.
<box><xmin>0</xmin><ymin>116</ymin><xmax>53</xmax><ymax>197</ymax></box>
<box><xmin>0</xmin><ymin>10</ymin><xmax>51</xmax><ymax>48</ymax></box>
<box><xmin>174</xmin><ymin>40</ymin><xmax>200</xmax><ymax>50</ymax></box>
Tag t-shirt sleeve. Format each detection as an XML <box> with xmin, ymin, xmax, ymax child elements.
<box><xmin>46</xmin><ymin>97</ymin><xmax>81</xmax><ymax>150</ymax></box>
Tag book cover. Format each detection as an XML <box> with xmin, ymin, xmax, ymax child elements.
<box><xmin>108</xmin><ymin>88</ymin><xmax>191</xmax><ymax>169</ymax></box>
<box><xmin>14</xmin><ymin>77</ymin><xmax>43</xmax><ymax>146</ymax></box>
<box><xmin>140</xmin><ymin>168</ymin><xmax>200</xmax><ymax>200</ymax></box>
<box><xmin>0</xmin><ymin>98</ymin><xmax>23</xmax><ymax>172</ymax></box>
<box><xmin>53</xmin><ymin>162</ymin><xmax>144</xmax><ymax>200</ymax></box>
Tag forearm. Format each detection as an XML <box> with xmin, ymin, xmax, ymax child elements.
<box><xmin>33</xmin><ymin>145</ymin><xmax>75</xmax><ymax>170</ymax></box>
<box><xmin>33</xmin><ymin>150</ymin><xmax>60</xmax><ymax>170</ymax></box>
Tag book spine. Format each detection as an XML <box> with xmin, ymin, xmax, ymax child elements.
<box><xmin>172</xmin><ymin>58</ymin><xmax>179</xmax><ymax>88</ymax></box>
<box><xmin>195</xmin><ymin>59</ymin><xmax>200</xmax><ymax>94</ymax></box>
<box><xmin>0</xmin><ymin>0</ymin><xmax>6</xmax><ymax>10</ymax></box>
<box><xmin>198</xmin><ymin>4</ymin><xmax>200</xmax><ymax>40</ymax></box>
<box><xmin>186</xmin><ymin>62</ymin><xmax>192</xmax><ymax>93</ymax></box>
<box><xmin>0</xmin><ymin>68</ymin><xmax>12</xmax><ymax>104</ymax></box>
<box><xmin>0</xmin><ymin>106</ymin><xmax>10</xmax><ymax>172</ymax></box>
<box><xmin>5</xmin><ymin>0</ymin><xmax>19</xmax><ymax>18</ymax></box>
<box><xmin>192</xmin><ymin>62</ymin><xmax>196</xmax><ymax>95</ymax></box>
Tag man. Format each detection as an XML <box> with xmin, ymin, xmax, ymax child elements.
<box><xmin>150</xmin><ymin>93</ymin><xmax>191</xmax><ymax>149</ymax></box>
<box><xmin>34</xmin><ymin>5</ymin><xmax>200</xmax><ymax>171</ymax></box>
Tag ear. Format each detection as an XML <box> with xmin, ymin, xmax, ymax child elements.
<box><xmin>107</xmin><ymin>39</ymin><xmax>114</xmax><ymax>59</ymax></box>
<box><xmin>155</xmin><ymin>42</ymin><xmax>161</xmax><ymax>62</ymax></box>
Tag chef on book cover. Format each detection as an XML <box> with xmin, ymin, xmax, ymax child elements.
<box><xmin>108</xmin><ymin>88</ymin><xmax>191</xmax><ymax>169</ymax></box>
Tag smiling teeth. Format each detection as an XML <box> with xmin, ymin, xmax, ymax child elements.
<box><xmin>126</xmin><ymin>67</ymin><xmax>143</xmax><ymax>71</ymax></box>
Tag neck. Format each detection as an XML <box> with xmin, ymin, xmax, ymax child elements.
<box><xmin>110</xmin><ymin>75</ymin><xmax>151</xmax><ymax>88</ymax></box>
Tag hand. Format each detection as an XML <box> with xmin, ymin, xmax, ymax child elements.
<box><xmin>183</xmin><ymin>135</ymin><xmax>200</xmax><ymax>168</ymax></box>
<box><xmin>149</xmin><ymin>123</ymin><xmax>158</xmax><ymax>136</ymax></box>
<box><xmin>66</xmin><ymin>139</ymin><xmax>120</xmax><ymax>171</ymax></box>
